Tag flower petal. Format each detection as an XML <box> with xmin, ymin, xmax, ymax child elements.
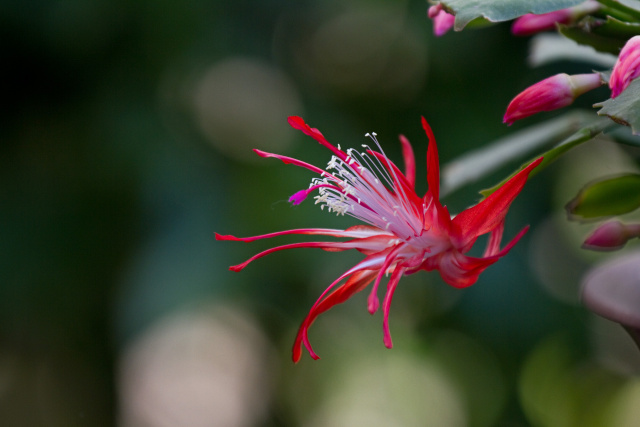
<box><xmin>292</xmin><ymin>267</ymin><xmax>379</xmax><ymax>362</ymax></box>
<box><xmin>382</xmin><ymin>267</ymin><xmax>405</xmax><ymax>348</ymax></box>
<box><xmin>288</xmin><ymin>116</ymin><xmax>348</xmax><ymax>162</ymax></box>
<box><xmin>452</xmin><ymin>157</ymin><xmax>542</xmax><ymax>250</ymax></box>
<box><xmin>253</xmin><ymin>149</ymin><xmax>336</xmax><ymax>178</ymax></box>
<box><xmin>399</xmin><ymin>135</ymin><xmax>416</xmax><ymax>189</ymax></box>
<box><xmin>227</xmin><ymin>241</ymin><xmax>375</xmax><ymax>272</ymax></box>
<box><xmin>422</xmin><ymin>117</ymin><xmax>440</xmax><ymax>202</ymax></box>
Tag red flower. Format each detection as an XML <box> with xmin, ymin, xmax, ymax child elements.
<box><xmin>610</xmin><ymin>36</ymin><xmax>640</xmax><ymax>98</ymax></box>
<box><xmin>217</xmin><ymin>117</ymin><xmax>542</xmax><ymax>362</ymax></box>
<box><xmin>503</xmin><ymin>73</ymin><xmax>602</xmax><ymax>125</ymax></box>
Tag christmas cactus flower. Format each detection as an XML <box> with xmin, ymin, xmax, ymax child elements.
<box><xmin>503</xmin><ymin>73</ymin><xmax>603</xmax><ymax>125</ymax></box>
<box><xmin>217</xmin><ymin>116</ymin><xmax>542</xmax><ymax>362</ymax></box>
<box><xmin>610</xmin><ymin>36</ymin><xmax>640</xmax><ymax>98</ymax></box>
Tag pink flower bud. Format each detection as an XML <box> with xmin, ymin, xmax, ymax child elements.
<box><xmin>428</xmin><ymin>4</ymin><xmax>455</xmax><ymax>37</ymax></box>
<box><xmin>610</xmin><ymin>36</ymin><xmax>640</xmax><ymax>98</ymax></box>
<box><xmin>503</xmin><ymin>73</ymin><xmax>603</xmax><ymax>125</ymax></box>
<box><xmin>511</xmin><ymin>1</ymin><xmax>600</xmax><ymax>36</ymax></box>
<box><xmin>583</xmin><ymin>220</ymin><xmax>640</xmax><ymax>251</ymax></box>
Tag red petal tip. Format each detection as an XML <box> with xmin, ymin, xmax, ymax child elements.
<box><xmin>531</xmin><ymin>156</ymin><xmax>544</xmax><ymax>168</ymax></box>
<box><xmin>215</xmin><ymin>232</ymin><xmax>241</xmax><ymax>241</ymax></box>
<box><xmin>287</xmin><ymin>116</ymin><xmax>306</xmax><ymax>130</ymax></box>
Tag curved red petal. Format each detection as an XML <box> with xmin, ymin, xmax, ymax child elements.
<box><xmin>452</xmin><ymin>157</ymin><xmax>542</xmax><ymax>248</ymax></box>
<box><xmin>382</xmin><ymin>267</ymin><xmax>405</xmax><ymax>348</ymax></box>
<box><xmin>399</xmin><ymin>135</ymin><xmax>416</xmax><ymax>189</ymax></box>
<box><xmin>292</xmin><ymin>269</ymin><xmax>378</xmax><ymax>362</ymax></box>
<box><xmin>288</xmin><ymin>116</ymin><xmax>347</xmax><ymax>161</ymax></box>
<box><xmin>422</xmin><ymin>117</ymin><xmax>440</xmax><ymax>202</ymax></box>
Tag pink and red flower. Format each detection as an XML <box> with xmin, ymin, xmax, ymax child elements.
<box><xmin>218</xmin><ymin>116</ymin><xmax>542</xmax><ymax>362</ymax></box>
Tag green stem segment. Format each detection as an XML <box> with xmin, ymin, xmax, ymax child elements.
<box><xmin>598</xmin><ymin>0</ymin><xmax>640</xmax><ymax>21</ymax></box>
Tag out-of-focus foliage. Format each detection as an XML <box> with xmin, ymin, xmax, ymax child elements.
<box><xmin>566</xmin><ymin>173</ymin><xmax>640</xmax><ymax>220</ymax></box>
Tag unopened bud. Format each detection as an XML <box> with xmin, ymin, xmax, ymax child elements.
<box><xmin>511</xmin><ymin>1</ymin><xmax>600</xmax><ymax>36</ymax></box>
<box><xmin>503</xmin><ymin>73</ymin><xmax>602</xmax><ymax>125</ymax></box>
<box><xmin>610</xmin><ymin>36</ymin><xmax>640</xmax><ymax>98</ymax></box>
<box><xmin>428</xmin><ymin>4</ymin><xmax>455</xmax><ymax>37</ymax></box>
<box><xmin>583</xmin><ymin>220</ymin><xmax>640</xmax><ymax>251</ymax></box>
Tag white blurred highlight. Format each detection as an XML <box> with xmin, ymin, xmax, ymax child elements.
<box><xmin>192</xmin><ymin>57</ymin><xmax>302</xmax><ymax>161</ymax></box>
<box><xmin>305</xmin><ymin>354</ymin><xmax>466</xmax><ymax>427</ymax></box>
<box><xmin>118</xmin><ymin>305</ymin><xmax>273</xmax><ymax>427</ymax></box>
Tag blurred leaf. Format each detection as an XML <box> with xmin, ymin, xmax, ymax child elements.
<box><xmin>519</xmin><ymin>335</ymin><xmax>626</xmax><ymax>427</ymax></box>
<box><xmin>442</xmin><ymin>113</ymin><xmax>592</xmax><ymax>196</ymax></box>
<box><xmin>479</xmin><ymin>118</ymin><xmax>610</xmax><ymax>197</ymax></box>
<box><xmin>565</xmin><ymin>173</ymin><xmax>640</xmax><ymax>220</ymax></box>
<box><xmin>616</xmin><ymin>0</ymin><xmax>640</xmax><ymax>11</ymax></box>
<box><xmin>528</xmin><ymin>34</ymin><xmax>617</xmax><ymax>68</ymax></box>
<box><xmin>440</xmin><ymin>0</ymin><xmax>584</xmax><ymax>30</ymax></box>
<box><xmin>519</xmin><ymin>336</ymin><xmax>578</xmax><ymax>427</ymax></box>
<box><xmin>596</xmin><ymin>78</ymin><xmax>640</xmax><ymax>135</ymax></box>
<box><xmin>602</xmin><ymin>0</ymin><xmax>640</xmax><ymax>20</ymax></box>
<box><xmin>558</xmin><ymin>19</ymin><xmax>626</xmax><ymax>54</ymax></box>
<box><xmin>607</xmin><ymin>123</ymin><xmax>640</xmax><ymax>147</ymax></box>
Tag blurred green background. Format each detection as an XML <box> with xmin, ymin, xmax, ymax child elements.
<box><xmin>3</xmin><ymin>0</ymin><xmax>640</xmax><ymax>426</ymax></box>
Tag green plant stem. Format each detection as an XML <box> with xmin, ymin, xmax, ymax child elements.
<box><xmin>598</xmin><ymin>0</ymin><xmax>640</xmax><ymax>21</ymax></box>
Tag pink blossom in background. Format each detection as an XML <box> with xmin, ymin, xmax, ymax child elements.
<box><xmin>503</xmin><ymin>73</ymin><xmax>602</xmax><ymax>125</ymax></box>
<box><xmin>511</xmin><ymin>1</ymin><xmax>600</xmax><ymax>36</ymax></box>
<box><xmin>218</xmin><ymin>116</ymin><xmax>542</xmax><ymax>362</ymax></box>
<box><xmin>428</xmin><ymin>4</ymin><xmax>455</xmax><ymax>37</ymax></box>
<box><xmin>610</xmin><ymin>36</ymin><xmax>640</xmax><ymax>98</ymax></box>
<box><xmin>583</xmin><ymin>220</ymin><xmax>640</xmax><ymax>251</ymax></box>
